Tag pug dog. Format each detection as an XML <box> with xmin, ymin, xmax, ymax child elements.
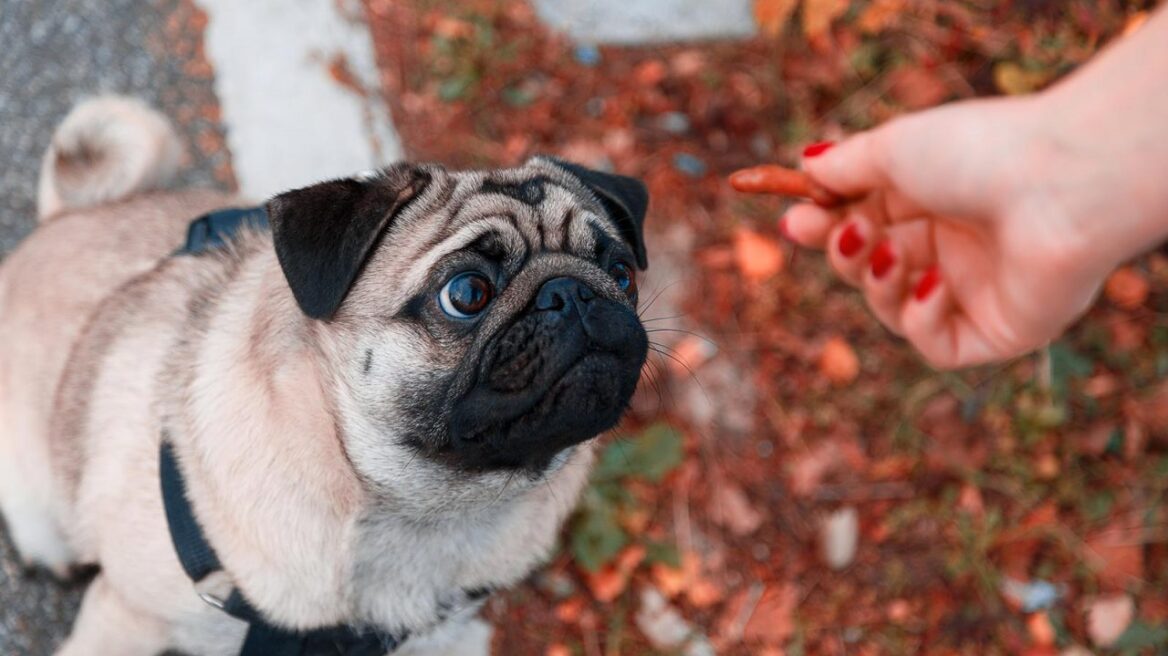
<box><xmin>0</xmin><ymin>96</ymin><xmax>650</xmax><ymax>656</ymax></box>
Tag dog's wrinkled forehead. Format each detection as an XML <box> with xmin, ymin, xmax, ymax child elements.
<box><xmin>266</xmin><ymin>156</ymin><xmax>648</xmax><ymax>320</ymax></box>
<box><xmin>387</xmin><ymin>162</ymin><xmax>630</xmax><ymax>292</ymax></box>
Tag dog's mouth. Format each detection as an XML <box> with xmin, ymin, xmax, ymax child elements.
<box><xmin>457</xmin><ymin>351</ymin><xmax>624</xmax><ymax>445</ymax></box>
<box><xmin>445</xmin><ymin>299</ymin><xmax>648</xmax><ymax>472</ymax></box>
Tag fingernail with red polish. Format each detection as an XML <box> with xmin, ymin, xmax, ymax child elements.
<box><xmin>837</xmin><ymin>224</ymin><xmax>864</xmax><ymax>257</ymax></box>
<box><xmin>870</xmin><ymin>241</ymin><xmax>895</xmax><ymax>279</ymax></box>
<box><xmin>914</xmin><ymin>266</ymin><xmax>941</xmax><ymax>301</ymax></box>
<box><xmin>803</xmin><ymin>141</ymin><xmax>834</xmax><ymax>158</ymax></box>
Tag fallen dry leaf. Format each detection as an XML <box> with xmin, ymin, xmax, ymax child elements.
<box><xmin>888</xmin><ymin>66</ymin><xmax>950</xmax><ymax>109</ymax></box>
<box><xmin>586</xmin><ymin>545</ymin><xmax>647</xmax><ymax>603</ymax></box>
<box><xmin>733</xmin><ymin>227</ymin><xmax>785</xmax><ymax>283</ymax></box>
<box><xmin>687</xmin><ymin>578</ymin><xmax>725</xmax><ymax>608</ymax></box>
<box><xmin>744</xmin><ymin>584</ymin><xmax>799</xmax><ymax>645</ymax></box>
<box><xmin>819</xmin><ymin>336</ymin><xmax>860</xmax><ymax>385</ymax></box>
<box><xmin>1105</xmin><ymin>267</ymin><xmax>1150</xmax><ymax>309</ymax></box>
<box><xmin>994</xmin><ymin>61</ymin><xmax>1050</xmax><ymax>95</ymax></box>
<box><xmin>788</xmin><ymin>440</ymin><xmax>844</xmax><ymax>496</ymax></box>
<box><xmin>1028</xmin><ymin>611</ymin><xmax>1056</xmax><ymax>647</ymax></box>
<box><xmin>708</xmin><ymin>479</ymin><xmax>765</xmax><ymax>536</ymax></box>
<box><xmin>753</xmin><ymin>0</ymin><xmax>799</xmax><ymax>37</ymax></box>
<box><xmin>713</xmin><ymin>587</ymin><xmax>755</xmax><ymax>648</ymax></box>
<box><xmin>651</xmin><ymin>551</ymin><xmax>700</xmax><ymax>599</ymax></box>
<box><xmin>957</xmin><ymin>483</ymin><xmax>985</xmax><ymax>517</ymax></box>
<box><xmin>802</xmin><ymin>0</ymin><xmax>849</xmax><ymax>39</ymax></box>
<box><xmin>1122</xmin><ymin>10</ymin><xmax>1150</xmax><ymax>36</ymax></box>
<box><xmin>1085</xmin><ymin>522</ymin><xmax>1144</xmax><ymax>588</ymax></box>
<box><xmin>857</xmin><ymin>0</ymin><xmax>904</xmax><ymax>33</ymax></box>
<box><xmin>1108</xmin><ymin>316</ymin><xmax>1146</xmax><ymax>352</ymax></box>
<box><xmin>887</xmin><ymin>599</ymin><xmax>911</xmax><ymax>624</ymax></box>
<box><xmin>1087</xmin><ymin>594</ymin><xmax>1135</xmax><ymax>647</ymax></box>
<box><xmin>1128</xmin><ymin>381</ymin><xmax>1168</xmax><ymax>440</ymax></box>
<box><xmin>554</xmin><ymin>597</ymin><xmax>585</xmax><ymax>624</ymax></box>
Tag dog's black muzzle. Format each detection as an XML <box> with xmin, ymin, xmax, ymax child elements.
<box><xmin>449</xmin><ymin>276</ymin><xmax>647</xmax><ymax>471</ymax></box>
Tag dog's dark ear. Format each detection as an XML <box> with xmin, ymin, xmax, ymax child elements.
<box><xmin>548</xmin><ymin>158</ymin><xmax>650</xmax><ymax>269</ymax></box>
<box><xmin>266</xmin><ymin>165</ymin><xmax>430</xmax><ymax>319</ymax></box>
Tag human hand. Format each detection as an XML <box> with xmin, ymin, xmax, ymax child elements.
<box><xmin>778</xmin><ymin>97</ymin><xmax>1117</xmax><ymax>369</ymax></box>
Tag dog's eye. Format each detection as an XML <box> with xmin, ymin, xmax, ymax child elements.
<box><xmin>439</xmin><ymin>272</ymin><xmax>495</xmax><ymax>318</ymax></box>
<box><xmin>608</xmin><ymin>261</ymin><xmax>636</xmax><ymax>298</ymax></box>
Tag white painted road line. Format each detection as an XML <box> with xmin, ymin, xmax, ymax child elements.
<box><xmin>194</xmin><ymin>0</ymin><xmax>403</xmax><ymax>200</ymax></box>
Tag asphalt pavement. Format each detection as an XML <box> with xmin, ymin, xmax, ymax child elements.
<box><xmin>0</xmin><ymin>1</ymin><xmax>230</xmax><ymax>653</ymax></box>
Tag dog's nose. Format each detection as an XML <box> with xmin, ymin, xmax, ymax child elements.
<box><xmin>535</xmin><ymin>277</ymin><xmax>594</xmax><ymax>314</ymax></box>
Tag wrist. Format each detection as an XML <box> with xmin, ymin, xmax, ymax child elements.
<box><xmin>1019</xmin><ymin>86</ymin><xmax>1168</xmax><ymax>275</ymax></box>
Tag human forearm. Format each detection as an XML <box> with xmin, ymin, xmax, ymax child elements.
<box><xmin>1033</xmin><ymin>6</ymin><xmax>1168</xmax><ymax>269</ymax></box>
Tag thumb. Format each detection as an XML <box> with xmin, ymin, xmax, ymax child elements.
<box><xmin>802</xmin><ymin>127</ymin><xmax>894</xmax><ymax>198</ymax></box>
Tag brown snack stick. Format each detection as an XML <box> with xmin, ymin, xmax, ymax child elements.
<box><xmin>729</xmin><ymin>165</ymin><xmax>846</xmax><ymax>208</ymax></box>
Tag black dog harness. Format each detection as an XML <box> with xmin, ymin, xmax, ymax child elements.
<box><xmin>160</xmin><ymin>207</ymin><xmax>401</xmax><ymax>656</ymax></box>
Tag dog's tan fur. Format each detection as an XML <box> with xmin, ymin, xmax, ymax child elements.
<box><xmin>0</xmin><ymin>98</ymin><xmax>641</xmax><ymax>655</ymax></box>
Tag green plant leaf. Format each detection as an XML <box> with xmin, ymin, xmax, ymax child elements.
<box><xmin>643</xmin><ymin>540</ymin><xmax>681</xmax><ymax>568</ymax></box>
<box><xmin>1049</xmin><ymin>341</ymin><xmax>1092</xmax><ymax>402</ymax></box>
<box><xmin>1111</xmin><ymin>620</ymin><xmax>1168</xmax><ymax>651</ymax></box>
<box><xmin>570</xmin><ymin>505</ymin><xmax>628</xmax><ymax>572</ymax></box>
<box><xmin>438</xmin><ymin>73</ymin><xmax>476</xmax><ymax>102</ymax></box>
<box><xmin>595</xmin><ymin>424</ymin><xmax>685</xmax><ymax>483</ymax></box>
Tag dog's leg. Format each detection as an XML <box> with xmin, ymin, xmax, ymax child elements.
<box><xmin>55</xmin><ymin>575</ymin><xmax>170</xmax><ymax>656</ymax></box>
<box><xmin>0</xmin><ymin>392</ymin><xmax>75</xmax><ymax>576</ymax></box>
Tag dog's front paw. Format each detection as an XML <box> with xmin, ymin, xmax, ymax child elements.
<box><xmin>396</xmin><ymin>617</ymin><xmax>493</xmax><ymax>656</ymax></box>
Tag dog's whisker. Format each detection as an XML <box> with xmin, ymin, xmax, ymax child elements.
<box><xmin>636</xmin><ymin>283</ymin><xmax>673</xmax><ymax>319</ymax></box>
<box><xmin>645</xmin><ymin>327</ymin><xmax>716</xmax><ymax>344</ymax></box>
<box><xmin>489</xmin><ymin>471</ymin><xmax>518</xmax><ymax>508</ymax></box>
<box><xmin>639</xmin><ymin>313</ymin><xmax>688</xmax><ymax>325</ymax></box>
<box><xmin>648</xmin><ymin>342</ymin><xmax>711</xmax><ymax>405</ymax></box>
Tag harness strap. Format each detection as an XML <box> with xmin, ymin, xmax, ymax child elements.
<box><xmin>158</xmin><ymin>207</ymin><xmax>402</xmax><ymax>656</ymax></box>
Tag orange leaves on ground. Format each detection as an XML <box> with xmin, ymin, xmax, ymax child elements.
<box><xmin>801</xmin><ymin>0</ymin><xmax>849</xmax><ymax>39</ymax></box>
<box><xmin>819</xmin><ymin>336</ymin><xmax>860</xmax><ymax>385</ymax></box>
<box><xmin>1084</xmin><ymin>521</ymin><xmax>1145</xmax><ymax>589</ymax></box>
<box><xmin>554</xmin><ymin>597</ymin><xmax>586</xmax><ymax>624</ymax></box>
<box><xmin>753</xmin><ymin>0</ymin><xmax>799</xmax><ymax>37</ymax></box>
<box><xmin>744</xmin><ymin>584</ymin><xmax>799</xmax><ymax>645</ymax></box>
<box><xmin>1105</xmin><ymin>267</ymin><xmax>1150</xmax><ymax>309</ymax></box>
<box><xmin>707</xmin><ymin>478</ymin><xmax>766</xmax><ymax>537</ymax></box>
<box><xmin>544</xmin><ymin>645</ymin><xmax>571</xmax><ymax>656</ymax></box>
<box><xmin>586</xmin><ymin>544</ymin><xmax>646</xmax><ymax>602</ymax></box>
<box><xmin>788</xmin><ymin>436</ymin><xmax>865</xmax><ymax>496</ymax></box>
<box><xmin>733</xmin><ymin>227</ymin><xmax>785</xmax><ymax>284</ymax></box>
<box><xmin>1027</xmin><ymin>611</ymin><xmax>1056</xmax><ymax>647</ymax></box>
<box><xmin>753</xmin><ymin>0</ymin><xmax>847</xmax><ymax>39</ymax></box>
<box><xmin>857</xmin><ymin>0</ymin><xmax>905</xmax><ymax>34</ymax></box>
<box><xmin>888</xmin><ymin>66</ymin><xmax>950</xmax><ymax>109</ymax></box>
<box><xmin>999</xmin><ymin>503</ymin><xmax>1058</xmax><ymax>580</ymax></box>
<box><xmin>1127</xmin><ymin>381</ymin><xmax>1168</xmax><ymax>440</ymax></box>
<box><xmin>1122</xmin><ymin>10</ymin><xmax>1150</xmax><ymax>37</ymax></box>
<box><xmin>651</xmin><ymin>551</ymin><xmax>724</xmax><ymax>608</ymax></box>
<box><xmin>957</xmin><ymin>483</ymin><xmax>985</xmax><ymax>517</ymax></box>
<box><xmin>993</xmin><ymin>62</ymin><xmax>1050</xmax><ymax>95</ymax></box>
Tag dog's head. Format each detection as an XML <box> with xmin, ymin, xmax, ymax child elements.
<box><xmin>266</xmin><ymin>157</ymin><xmax>649</xmax><ymax>492</ymax></box>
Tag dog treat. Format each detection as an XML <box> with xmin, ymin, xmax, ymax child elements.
<box><xmin>729</xmin><ymin>165</ymin><xmax>845</xmax><ymax>208</ymax></box>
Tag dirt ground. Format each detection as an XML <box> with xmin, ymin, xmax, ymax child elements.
<box><xmin>364</xmin><ymin>1</ymin><xmax>1167</xmax><ymax>654</ymax></box>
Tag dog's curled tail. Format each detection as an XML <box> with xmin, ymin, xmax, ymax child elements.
<box><xmin>36</xmin><ymin>95</ymin><xmax>184</xmax><ymax>221</ymax></box>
